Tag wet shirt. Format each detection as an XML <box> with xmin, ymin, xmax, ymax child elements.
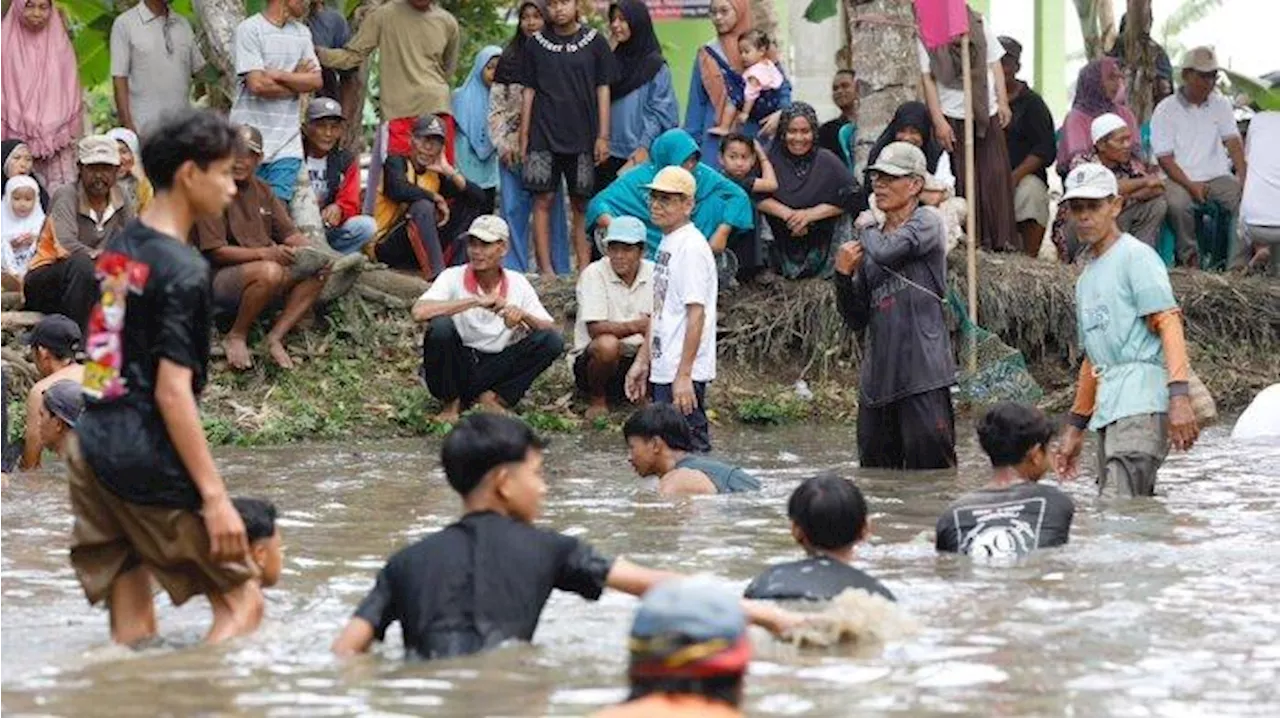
<box><xmin>354</xmin><ymin>511</ymin><xmax>615</xmax><ymax>660</ymax></box>
<box><xmin>744</xmin><ymin>557</ymin><xmax>895</xmax><ymax>602</ymax></box>
<box><xmin>76</xmin><ymin>221</ymin><xmax>212</xmax><ymax>510</ymax></box>
<box><xmin>522</xmin><ymin>26</ymin><xmax>617</xmax><ymax>155</ymax></box>
<box><xmin>673</xmin><ymin>454</ymin><xmax>760</xmax><ymax>493</ymax></box>
<box><xmin>936</xmin><ymin>482</ymin><xmax>1075</xmax><ymax>558</ymax></box>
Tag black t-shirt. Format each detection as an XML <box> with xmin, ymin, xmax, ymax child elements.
<box><xmin>77</xmin><ymin>220</ymin><xmax>212</xmax><ymax>510</ymax></box>
<box><xmin>1005</xmin><ymin>85</ymin><xmax>1057</xmax><ymax>182</ymax></box>
<box><xmin>818</xmin><ymin>117</ymin><xmax>849</xmax><ymax>160</ymax></box>
<box><xmin>744</xmin><ymin>557</ymin><xmax>895</xmax><ymax>602</ymax></box>
<box><xmin>354</xmin><ymin>511</ymin><xmax>615</xmax><ymax>660</ymax></box>
<box><xmin>936</xmin><ymin>482</ymin><xmax>1075</xmax><ymax>558</ymax></box>
<box><xmin>522</xmin><ymin>25</ymin><xmax>617</xmax><ymax>155</ymax></box>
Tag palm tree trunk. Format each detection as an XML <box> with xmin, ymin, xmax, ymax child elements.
<box><xmin>841</xmin><ymin>0</ymin><xmax>918</xmax><ymax>169</ymax></box>
<box><xmin>1122</xmin><ymin>0</ymin><xmax>1157</xmax><ymax>123</ymax></box>
<box><xmin>192</xmin><ymin>0</ymin><xmax>246</xmax><ymax>108</ymax></box>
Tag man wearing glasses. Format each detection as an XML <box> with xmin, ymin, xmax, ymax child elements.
<box><xmin>1151</xmin><ymin>46</ymin><xmax>1247</xmax><ymax>267</ymax></box>
<box><xmin>110</xmin><ymin>0</ymin><xmax>206</xmax><ymax>136</ymax></box>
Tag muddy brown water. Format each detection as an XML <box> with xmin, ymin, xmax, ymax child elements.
<box><xmin>3</xmin><ymin>423</ymin><xmax>1280</xmax><ymax>716</ymax></box>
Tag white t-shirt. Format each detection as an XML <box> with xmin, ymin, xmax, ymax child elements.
<box><xmin>570</xmin><ymin>257</ymin><xmax>654</xmax><ymax>361</ymax></box>
<box><xmin>916</xmin><ymin>20</ymin><xmax>1004</xmax><ymax>120</ymax></box>
<box><xmin>1241</xmin><ymin>112</ymin><xmax>1280</xmax><ymax>227</ymax></box>
<box><xmin>1150</xmin><ymin>91</ymin><xmax>1239</xmax><ymax>182</ymax></box>
<box><xmin>306</xmin><ymin>156</ymin><xmax>329</xmax><ymax>201</ymax></box>
<box><xmin>420</xmin><ymin>266</ymin><xmax>553</xmax><ymax>354</ymax></box>
<box><xmin>650</xmin><ymin>223</ymin><xmax>717</xmax><ymax>384</ymax></box>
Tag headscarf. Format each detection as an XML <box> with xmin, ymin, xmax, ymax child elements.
<box><xmin>609</xmin><ymin>1</ymin><xmax>665</xmax><ymax>100</ymax></box>
<box><xmin>106</xmin><ymin>127</ymin><xmax>140</xmax><ymax>161</ymax></box>
<box><xmin>1</xmin><ymin>0</ymin><xmax>83</xmax><ymax>158</ymax></box>
<box><xmin>2</xmin><ymin>175</ymin><xmax>46</xmax><ymax>277</ymax></box>
<box><xmin>768</xmin><ymin>103</ymin><xmax>855</xmax><ymax>209</ymax></box>
<box><xmin>866</xmin><ymin>102</ymin><xmax>944</xmax><ymax>176</ymax></box>
<box><xmin>494</xmin><ymin>1</ymin><xmax>544</xmax><ymax>86</ymax></box>
<box><xmin>587</xmin><ymin>128</ymin><xmax>755</xmax><ymax>258</ymax></box>
<box><xmin>696</xmin><ymin>0</ymin><xmax>752</xmax><ymax>118</ymax></box>
<box><xmin>452</xmin><ymin>46</ymin><xmax>503</xmax><ymax>161</ymax></box>
<box><xmin>2</xmin><ymin>139</ymin><xmax>50</xmax><ymax>209</ymax></box>
<box><xmin>1059</xmin><ymin>58</ymin><xmax>1138</xmax><ymax>172</ymax></box>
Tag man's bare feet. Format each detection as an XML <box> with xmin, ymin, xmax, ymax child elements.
<box><xmin>434</xmin><ymin>399</ymin><xmax>462</xmax><ymax>424</ymax></box>
<box><xmin>265</xmin><ymin>336</ymin><xmax>295</xmax><ymax>369</ymax></box>
<box><xmin>584</xmin><ymin>399</ymin><xmax>609</xmax><ymax>421</ymax></box>
<box><xmin>475</xmin><ymin>391</ymin><xmax>509</xmax><ymax>414</ymax></box>
<box><xmin>223</xmin><ymin>334</ymin><xmax>253</xmax><ymax>370</ymax></box>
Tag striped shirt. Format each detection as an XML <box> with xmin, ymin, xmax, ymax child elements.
<box><xmin>229</xmin><ymin>14</ymin><xmax>317</xmax><ymax>162</ymax></box>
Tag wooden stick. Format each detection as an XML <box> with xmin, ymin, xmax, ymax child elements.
<box><xmin>961</xmin><ymin>30</ymin><xmax>978</xmax><ymax>373</ymax></box>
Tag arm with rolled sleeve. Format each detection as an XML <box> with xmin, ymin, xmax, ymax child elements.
<box><xmin>316</xmin><ymin>7</ymin><xmax>379</xmax><ymax>71</ymax></box>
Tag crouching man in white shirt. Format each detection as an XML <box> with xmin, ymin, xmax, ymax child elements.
<box><xmin>412</xmin><ymin>215</ymin><xmax>563</xmax><ymax>422</ymax></box>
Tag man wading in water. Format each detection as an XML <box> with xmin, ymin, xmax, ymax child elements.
<box><xmin>1054</xmin><ymin>163</ymin><xmax>1199</xmax><ymax>496</ymax></box>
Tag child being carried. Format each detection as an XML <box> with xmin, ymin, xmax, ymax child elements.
<box><xmin>709</xmin><ymin>30</ymin><xmax>786</xmax><ymax>137</ymax></box>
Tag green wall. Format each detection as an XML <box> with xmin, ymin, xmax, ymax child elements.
<box><xmin>654</xmin><ymin>19</ymin><xmax>710</xmax><ymax>121</ymax></box>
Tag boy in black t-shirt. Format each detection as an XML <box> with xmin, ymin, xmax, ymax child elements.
<box><xmin>717</xmin><ymin>134</ymin><xmax>777</xmax><ymax>284</ymax></box>
<box><xmin>936</xmin><ymin>402</ymin><xmax>1075</xmax><ymax>558</ymax></box>
<box><xmin>519</xmin><ymin>0</ymin><xmax>617</xmax><ymax>275</ymax></box>
<box><xmin>332</xmin><ymin>414</ymin><xmax>800</xmax><ymax>661</ymax></box>
<box><xmin>745</xmin><ymin>474</ymin><xmax>895</xmax><ymax>602</ymax></box>
<box><xmin>66</xmin><ymin>110</ymin><xmax>261</xmax><ymax>646</ymax></box>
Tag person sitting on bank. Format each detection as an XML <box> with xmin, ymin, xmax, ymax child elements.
<box><xmin>18</xmin><ymin>379</ymin><xmax>84</xmax><ymax>471</ymax></box>
<box><xmin>744</xmin><ymin>474</ymin><xmax>894</xmax><ymax>602</ymax></box>
<box><xmin>332</xmin><ymin>414</ymin><xmax>800</xmax><ymax>661</ymax></box>
<box><xmin>18</xmin><ymin>315</ymin><xmax>84</xmax><ymax>471</ymax></box>
<box><xmin>371</xmin><ymin>114</ymin><xmax>488</xmax><ymax>280</ymax></box>
<box><xmin>571</xmin><ymin>216</ymin><xmax>654</xmax><ymax>420</ymax></box>
<box><xmin>303</xmin><ymin>97</ymin><xmax>376</xmax><ymax>255</ymax></box>
<box><xmin>192</xmin><ymin>125</ymin><xmax>331</xmax><ymax>371</ymax></box>
<box><xmin>1151</xmin><ymin>46</ymin><xmax>1246</xmax><ymax>267</ymax></box>
<box><xmin>48</xmin><ymin>135</ymin><xmax>135</xmax><ymax>259</ymax></box>
<box><xmin>622</xmin><ymin>403</ymin><xmax>760</xmax><ymax>495</ymax></box>
<box><xmin>937</xmin><ymin>402</ymin><xmax>1074</xmax><ymax>558</ymax></box>
<box><xmin>592</xmin><ymin>577</ymin><xmax>755</xmax><ymax>718</ymax></box>
<box><xmin>411</xmin><ymin>215</ymin><xmax>563</xmax><ymax>423</ymax></box>
<box><xmin>1053</xmin><ymin>164</ymin><xmax>1199</xmax><ymax>497</ymax></box>
<box><xmin>834</xmin><ymin>142</ymin><xmax>957</xmax><ymax>471</ymax></box>
<box><xmin>997</xmin><ymin>36</ymin><xmax>1056</xmax><ymax>258</ymax></box>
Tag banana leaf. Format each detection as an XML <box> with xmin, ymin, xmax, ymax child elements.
<box><xmin>1223</xmin><ymin>69</ymin><xmax>1280</xmax><ymax>111</ymax></box>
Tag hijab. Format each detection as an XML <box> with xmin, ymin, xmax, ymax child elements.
<box><xmin>586</xmin><ymin>128</ymin><xmax>754</xmax><ymax>258</ymax></box>
<box><xmin>2</xmin><ymin>0</ymin><xmax>83</xmax><ymax>158</ymax></box>
<box><xmin>768</xmin><ymin>103</ymin><xmax>854</xmax><ymax>210</ymax></box>
<box><xmin>452</xmin><ymin>46</ymin><xmax>503</xmax><ymax>161</ymax></box>
<box><xmin>609</xmin><ymin>1</ymin><xmax>665</xmax><ymax>100</ymax></box>
<box><xmin>1059</xmin><ymin>57</ymin><xmax>1138</xmax><ymax>171</ymax></box>
<box><xmin>866</xmin><ymin>101</ymin><xmax>943</xmax><ymax>174</ymax></box>
<box><xmin>2</xmin><ymin>139</ymin><xmax>50</xmax><ymax>209</ymax></box>
<box><xmin>494</xmin><ymin>1</ymin><xmax>544</xmax><ymax>86</ymax></box>
<box><xmin>2</xmin><ymin>175</ymin><xmax>46</xmax><ymax>276</ymax></box>
<box><xmin>697</xmin><ymin>0</ymin><xmax>752</xmax><ymax>117</ymax></box>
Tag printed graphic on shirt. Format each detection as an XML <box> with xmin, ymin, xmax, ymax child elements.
<box><xmin>82</xmin><ymin>251</ymin><xmax>150</xmax><ymax>399</ymax></box>
<box><xmin>651</xmin><ymin>248</ymin><xmax>670</xmax><ymax>363</ymax></box>
<box><xmin>532</xmin><ymin>26</ymin><xmax>601</xmax><ymax>54</ymax></box>
<box><xmin>953</xmin><ymin>497</ymin><xmax>1049</xmax><ymax>558</ymax></box>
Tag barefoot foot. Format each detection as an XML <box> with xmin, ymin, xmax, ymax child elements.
<box><xmin>475</xmin><ymin>391</ymin><xmax>509</xmax><ymax>415</ymax></box>
<box><xmin>584</xmin><ymin>400</ymin><xmax>609</xmax><ymax>421</ymax></box>
<box><xmin>265</xmin><ymin>336</ymin><xmax>295</xmax><ymax>369</ymax></box>
<box><xmin>434</xmin><ymin>399</ymin><xmax>462</xmax><ymax>424</ymax></box>
<box><xmin>223</xmin><ymin>335</ymin><xmax>253</xmax><ymax>370</ymax></box>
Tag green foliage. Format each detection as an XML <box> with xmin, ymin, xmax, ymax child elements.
<box><xmin>1158</xmin><ymin>0</ymin><xmax>1223</xmax><ymax>62</ymax></box>
<box><xmin>1224</xmin><ymin>69</ymin><xmax>1280</xmax><ymax>111</ymax></box>
<box><xmin>441</xmin><ymin>0</ymin><xmax>509</xmax><ymax>87</ymax></box>
<box><xmin>7</xmin><ymin>394</ymin><xmax>26</xmax><ymax>448</ymax></box>
<box><xmin>521</xmin><ymin>410</ymin><xmax>580</xmax><ymax>434</ymax></box>
<box><xmin>803</xmin><ymin>0</ymin><xmax>838</xmax><ymax>24</ymax></box>
<box><xmin>733</xmin><ymin>396</ymin><xmax>808</xmax><ymax>426</ymax></box>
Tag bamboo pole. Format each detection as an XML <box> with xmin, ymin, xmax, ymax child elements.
<box><xmin>962</xmin><ymin>31</ymin><xmax>977</xmax><ymax>373</ymax></box>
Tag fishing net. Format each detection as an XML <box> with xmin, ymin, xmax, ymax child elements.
<box><xmin>946</xmin><ymin>291</ymin><xmax>1043</xmax><ymax>407</ymax></box>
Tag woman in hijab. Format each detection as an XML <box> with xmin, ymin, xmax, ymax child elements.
<box><xmin>600</xmin><ymin>1</ymin><xmax>679</xmax><ymax>189</ymax></box>
<box><xmin>2</xmin><ymin>140</ymin><xmax>50</xmax><ymax>210</ymax></box>
<box><xmin>105</xmin><ymin>128</ymin><xmax>153</xmax><ymax>213</ymax></box>
<box><xmin>587</xmin><ymin>128</ymin><xmax>754</xmax><ymax>262</ymax></box>
<box><xmin>859</xmin><ymin>101</ymin><xmax>952</xmax><ymax>211</ymax></box>
<box><xmin>1058</xmin><ymin>57</ymin><xmax>1138</xmax><ymax>173</ymax></box>
<box><xmin>489</xmin><ymin>0</ymin><xmax>570</xmax><ymax>274</ymax></box>
<box><xmin>683</xmin><ymin>0</ymin><xmax>788</xmax><ymax>168</ymax></box>
<box><xmin>758</xmin><ymin>103</ymin><xmax>857</xmax><ymax>279</ymax></box>
<box><xmin>454</xmin><ymin>45</ymin><xmax>503</xmax><ymax>211</ymax></box>
<box><xmin>2</xmin><ymin>0</ymin><xmax>83</xmax><ymax>191</ymax></box>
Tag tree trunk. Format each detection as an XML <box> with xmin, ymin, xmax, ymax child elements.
<box><xmin>340</xmin><ymin>0</ymin><xmax>389</xmax><ymax>154</ymax></box>
<box><xmin>1122</xmin><ymin>0</ymin><xmax>1157</xmax><ymax>123</ymax></box>
<box><xmin>192</xmin><ymin>0</ymin><xmax>245</xmax><ymax>108</ymax></box>
<box><xmin>1072</xmin><ymin>0</ymin><xmax>1116</xmax><ymax>60</ymax></box>
<box><xmin>842</xmin><ymin>0</ymin><xmax>918</xmax><ymax>169</ymax></box>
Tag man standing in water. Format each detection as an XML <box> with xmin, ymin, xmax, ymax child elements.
<box><xmin>1054</xmin><ymin>163</ymin><xmax>1199</xmax><ymax>496</ymax></box>
<box><xmin>834</xmin><ymin>142</ymin><xmax>956</xmax><ymax>470</ymax></box>
<box><xmin>67</xmin><ymin>110</ymin><xmax>263</xmax><ymax>645</ymax></box>
<box><xmin>625</xmin><ymin>166</ymin><xmax>718</xmax><ymax>453</ymax></box>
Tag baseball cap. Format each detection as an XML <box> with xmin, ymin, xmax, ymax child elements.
<box><xmin>465</xmin><ymin>214</ymin><xmax>510</xmax><ymax>243</ymax></box>
<box><xmin>1090</xmin><ymin>113</ymin><xmax>1129</xmax><ymax>146</ymax></box>
<box><xmin>1180</xmin><ymin>46</ymin><xmax>1219</xmax><ymax>73</ymax></box>
<box><xmin>628</xmin><ymin>577</ymin><xmax>750</xmax><ymax>679</ymax></box>
<box><xmin>307</xmin><ymin>97</ymin><xmax>345</xmax><ymax>123</ymax></box>
<box><xmin>412</xmin><ymin>114</ymin><xmax>447</xmax><ymax>139</ymax></box>
<box><xmin>604</xmin><ymin>216</ymin><xmax>647</xmax><ymax>245</ymax></box>
<box><xmin>23</xmin><ymin>314</ymin><xmax>82</xmax><ymax>356</ymax></box>
<box><xmin>998</xmin><ymin>35</ymin><xmax>1022</xmax><ymax>61</ymax></box>
<box><xmin>43</xmin><ymin>380</ymin><xmax>85</xmax><ymax>427</ymax></box>
<box><xmin>77</xmin><ymin>135</ymin><xmax>121</xmax><ymax>166</ymax></box>
<box><xmin>1062</xmin><ymin>162</ymin><xmax>1119</xmax><ymax>201</ymax></box>
<box><xmin>237</xmin><ymin>125</ymin><xmax>264</xmax><ymax>155</ymax></box>
<box><xmin>643</xmin><ymin>166</ymin><xmax>696</xmax><ymax>197</ymax></box>
<box><xmin>868</xmin><ymin>141</ymin><xmax>927</xmax><ymax>177</ymax></box>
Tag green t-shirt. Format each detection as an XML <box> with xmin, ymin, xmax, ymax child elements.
<box><xmin>674</xmin><ymin>455</ymin><xmax>761</xmax><ymax>493</ymax></box>
<box><xmin>1075</xmin><ymin>234</ymin><xmax>1177</xmax><ymax>430</ymax></box>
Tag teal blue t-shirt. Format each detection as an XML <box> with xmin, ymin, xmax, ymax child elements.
<box><xmin>1075</xmin><ymin>234</ymin><xmax>1178</xmax><ymax>430</ymax></box>
<box><xmin>674</xmin><ymin>455</ymin><xmax>761</xmax><ymax>493</ymax></box>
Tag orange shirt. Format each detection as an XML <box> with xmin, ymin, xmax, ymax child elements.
<box><xmin>592</xmin><ymin>694</ymin><xmax>743</xmax><ymax>718</ymax></box>
<box><xmin>27</xmin><ymin>218</ymin><xmax>69</xmax><ymax>272</ymax></box>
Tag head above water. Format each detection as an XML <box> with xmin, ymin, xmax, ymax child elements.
<box><xmin>441</xmin><ymin>414</ymin><xmax>549</xmax><ymax>523</ymax></box>
<box><xmin>233</xmin><ymin>497</ymin><xmax>284</xmax><ymax>588</ymax></box>
<box><xmin>976</xmin><ymin>402</ymin><xmax>1055</xmax><ymax>480</ymax></box>
<box><xmin>788</xmin><ymin>474</ymin><xmax>869</xmax><ymax>553</ymax></box>
<box><xmin>623</xmin><ymin>403</ymin><xmax>696</xmax><ymax>477</ymax></box>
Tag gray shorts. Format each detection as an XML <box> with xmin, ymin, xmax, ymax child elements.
<box><xmin>1095</xmin><ymin>413</ymin><xmax>1169</xmax><ymax>497</ymax></box>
